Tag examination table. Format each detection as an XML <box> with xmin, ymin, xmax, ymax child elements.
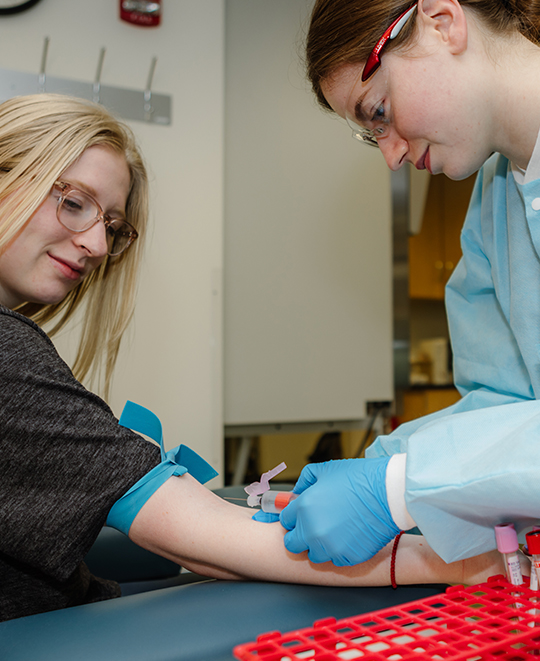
<box><xmin>0</xmin><ymin>486</ymin><xmax>447</xmax><ymax>661</ymax></box>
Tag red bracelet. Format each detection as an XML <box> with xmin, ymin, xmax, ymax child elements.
<box><xmin>390</xmin><ymin>531</ymin><xmax>404</xmax><ymax>589</ymax></box>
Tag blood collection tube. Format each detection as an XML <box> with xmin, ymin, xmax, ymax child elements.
<box><xmin>522</xmin><ymin>545</ymin><xmax>538</xmax><ymax>591</ymax></box>
<box><xmin>495</xmin><ymin>523</ymin><xmax>524</xmax><ymax>586</ymax></box>
<box><xmin>261</xmin><ymin>491</ymin><xmax>298</xmax><ymax>514</ymax></box>
<box><xmin>526</xmin><ymin>531</ymin><xmax>540</xmax><ymax>591</ymax></box>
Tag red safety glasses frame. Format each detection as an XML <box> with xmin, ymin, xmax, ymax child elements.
<box><xmin>362</xmin><ymin>3</ymin><xmax>418</xmax><ymax>82</ymax></box>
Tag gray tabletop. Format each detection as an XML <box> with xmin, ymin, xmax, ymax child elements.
<box><xmin>1</xmin><ymin>579</ymin><xmax>447</xmax><ymax>661</ymax></box>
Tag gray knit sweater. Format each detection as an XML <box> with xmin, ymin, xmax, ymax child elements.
<box><xmin>0</xmin><ymin>307</ymin><xmax>160</xmax><ymax>621</ymax></box>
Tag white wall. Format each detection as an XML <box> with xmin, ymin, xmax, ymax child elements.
<box><xmin>224</xmin><ymin>0</ymin><xmax>393</xmax><ymax>426</ymax></box>
<box><xmin>0</xmin><ymin>1</ymin><xmax>225</xmax><ymax>480</ymax></box>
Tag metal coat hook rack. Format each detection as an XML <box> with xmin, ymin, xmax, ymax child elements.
<box><xmin>93</xmin><ymin>47</ymin><xmax>106</xmax><ymax>104</ymax></box>
<box><xmin>0</xmin><ymin>37</ymin><xmax>171</xmax><ymax>126</ymax></box>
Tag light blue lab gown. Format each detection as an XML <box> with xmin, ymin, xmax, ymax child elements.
<box><xmin>367</xmin><ymin>152</ymin><xmax>540</xmax><ymax>563</ymax></box>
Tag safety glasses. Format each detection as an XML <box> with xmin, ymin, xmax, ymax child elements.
<box><xmin>346</xmin><ymin>3</ymin><xmax>418</xmax><ymax>147</ymax></box>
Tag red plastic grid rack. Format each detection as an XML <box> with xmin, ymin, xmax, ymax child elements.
<box><xmin>233</xmin><ymin>576</ymin><xmax>540</xmax><ymax>660</ymax></box>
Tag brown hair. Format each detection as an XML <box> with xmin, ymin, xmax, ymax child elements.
<box><xmin>306</xmin><ymin>0</ymin><xmax>540</xmax><ymax>110</ymax></box>
<box><xmin>0</xmin><ymin>93</ymin><xmax>149</xmax><ymax>399</ymax></box>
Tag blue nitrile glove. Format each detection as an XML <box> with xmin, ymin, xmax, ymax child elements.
<box><xmin>279</xmin><ymin>457</ymin><xmax>400</xmax><ymax>566</ymax></box>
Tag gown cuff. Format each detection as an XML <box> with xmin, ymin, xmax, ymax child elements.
<box><xmin>386</xmin><ymin>453</ymin><xmax>416</xmax><ymax>531</ymax></box>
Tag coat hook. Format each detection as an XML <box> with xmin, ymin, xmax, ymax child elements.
<box><xmin>144</xmin><ymin>56</ymin><xmax>157</xmax><ymax>121</ymax></box>
<box><xmin>93</xmin><ymin>47</ymin><xmax>106</xmax><ymax>103</ymax></box>
<box><xmin>38</xmin><ymin>36</ymin><xmax>49</xmax><ymax>93</ymax></box>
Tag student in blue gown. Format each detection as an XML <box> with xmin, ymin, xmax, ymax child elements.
<box><xmin>279</xmin><ymin>0</ymin><xmax>540</xmax><ymax>567</ymax></box>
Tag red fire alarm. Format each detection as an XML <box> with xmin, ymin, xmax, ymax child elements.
<box><xmin>120</xmin><ymin>0</ymin><xmax>161</xmax><ymax>27</ymax></box>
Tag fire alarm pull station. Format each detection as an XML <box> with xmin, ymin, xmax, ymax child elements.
<box><xmin>120</xmin><ymin>0</ymin><xmax>161</xmax><ymax>27</ymax></box>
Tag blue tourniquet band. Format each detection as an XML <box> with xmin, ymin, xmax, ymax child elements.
<box><xmin>106</xmin><ymin>401</ymin><xmax>218</xmax><ymax>535</ymax></box>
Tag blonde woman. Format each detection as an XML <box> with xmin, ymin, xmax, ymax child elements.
<box><xmin>0</xmin><ymin>93</ymin><xmax>159</xmax><ymax>621</ymax></box>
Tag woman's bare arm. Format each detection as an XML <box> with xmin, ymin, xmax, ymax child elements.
<box><xmin>129</xmin><ymin>474</ymin><xmax>521</xmax><ymax>586</ymax></box>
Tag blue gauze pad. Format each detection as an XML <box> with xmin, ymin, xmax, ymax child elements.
<box><xmin>106</xmin><ymin>400</ymin><xmax>218</xmax><ymax>535</ymax></box>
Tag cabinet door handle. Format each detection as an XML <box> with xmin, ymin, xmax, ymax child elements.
<box><xmin>445</xmin><ymin>261</ymin><xmax>454</xmax><ymax>271</ymax></box>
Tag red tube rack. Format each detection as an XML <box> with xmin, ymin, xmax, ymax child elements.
<box><xmin>233</xmin><ymin>575</ymin><xmax>540</xmax><ymax>660</ymax></box>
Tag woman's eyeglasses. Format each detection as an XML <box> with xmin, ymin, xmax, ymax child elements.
<box><xmin>53</xmin><ymin>181</ymin><xmax>138</xmax><ymax>256</ymax></box>
<box><xmin>345</xmin><ymin>3</ymin><xmax>418</xmax><ymax>148</ymax></box>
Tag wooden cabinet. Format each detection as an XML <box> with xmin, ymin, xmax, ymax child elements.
<box><xmin>409</xmin><ymin>174</ymin><xmax>476</xmax><ymax>300</ymax></box>
<box><xmin>405</xmin><ymin>175</ymin><xmax>473</xmax><ymax>420</ymax></box>
<box><xmin>397</xmin><ymin>386</ymin><xmax>461</xmax><ymax>424</ymax></box>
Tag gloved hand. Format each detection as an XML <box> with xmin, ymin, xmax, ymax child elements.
<box><xmin>279</xmin><ymin>457</ymin><xmax>400</xmax><ymax>566</ymax></box>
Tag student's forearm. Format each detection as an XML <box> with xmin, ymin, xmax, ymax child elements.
<box><xmin>129</xmin><ymin>474</ymin><xmax>387</xmax><ymax>585</ymax></box>
<box><xmin>128</xmin><ymin>474</ymin><xmax>516</xmax><ymax>586</ymax></box>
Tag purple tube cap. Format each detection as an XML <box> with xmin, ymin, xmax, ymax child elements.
<box><xmin>495</xmin><ymin>523</ymin><xmax>519</xmax><ymax>553</ymax></box>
